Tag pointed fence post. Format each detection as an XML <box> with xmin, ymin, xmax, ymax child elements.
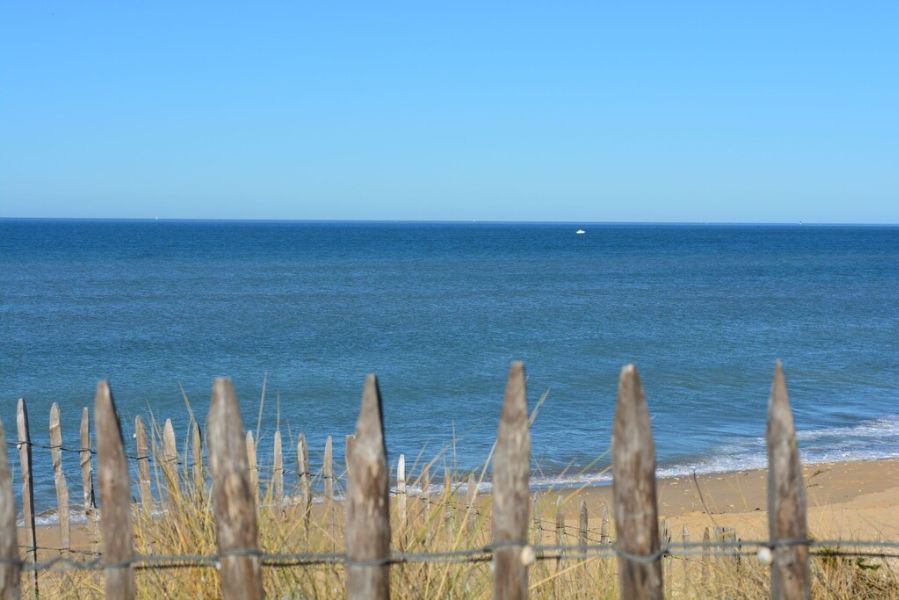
<box><xmin>491</xmin><ymin>362</ymin><xmax>530</xmax><ymax>600</ymax></box>
<box><xmin>420</xmin><ymin>464</ymin><xmax>431</xmax><ymax>545</ymax></box>
<box><xmin>324</xmin><ymin>435</ymin><xmax>335</xmax><ymax>547</ymax></box>
<box><xmin>297</xmin><ymin>434</ymin><xmax>312</xmax><ymax>535</ymax></box>
<box><xmin>0</xmin><ymin>420</ymin><xmax>21</xmax><ymax>600</ymax></box>
<box><xmin>345</xmin><ymin>375</ymin><xmax>391</xmax><ymax>600</ymax></box>
<box><xmin>162</xmin><ymin>418</ymin><xmax>179</xmax><ymax>500</ymax></box>
<box><xmin>49</xmin><ymin>403</ymin><xmax>71</xmax><ymax>550</ymax></box>
<box><xmin>396</xmin><ymin>454</ymin><xmax>407</xmax><ymax>548</ymax></box>
<box><xmin>612</xmin><ymin>364</ymin><xmax>663</xmax><ymax>600</ymax></box>
<box><xmin>134</xmin><ymin>416</ymin><xmax>153</xmax><ymax>511</ymax></box>
<box><xmin>578</xmin><ymin>500</ymin><xmax>588</xmax><ymax>551</ymax></box>
<box><xmin>766</xmin><ymin>362</ymin><xmax>811</xmax><ymax>600</ymax></box>
<box><xmin>95</xmin><ymin>381</ymin><xmax>135</xmax><ymax>600</ymax></box>
<box><xmin>207</xmin><ymin>378</ymin><xmax>263</xmax><ymax>600</ymax></box>
<box><xmin>466</xmin><ymin>472</ymin><xmax>478</xmax><ymax>540</ymax></box>
<box><xmin>600</xmin><ymin>505</ymin><xmax>609</xmax><ymax>544</ymax></box>
<box><xmin>16</xmin><ymin>399</ymin><xmax>38</xmax><ymax>596</ymax></box>
<box><xmin>345</xmin><ymin>433</ymin><xmax>356</xmax><ymax>476</ymax></box>
<box><xmin>80</xmin><ymin>407</ymin><xmax>96</xmax><ymax>518</ymax></box>
<box><xmin>272</xmin><ymin>430</ymin><xmax>284</xmax><ymax>505</ymax></box>
<box><xmin>246</xmin><ymin>431</ymin><xmax>259</xmax><ymax>502</ymax></box>
<box><xmin>191</xmin><ymin>421</ymin><xmax>204</xmax><ymax>496</ymax></box>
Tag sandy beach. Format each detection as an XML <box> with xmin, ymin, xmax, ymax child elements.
<box><xmin>23</xmin><ymin>457</ymin><xmax>899</xmax><ymax>554</ymax></box>
<box><xmin>536</xmin><ymin>457</ymin><xmax>899</xmax><ymax>544</ymax></box>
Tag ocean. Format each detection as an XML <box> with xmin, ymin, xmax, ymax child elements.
<box><xmin>1</xmin><ymin>219</ymin><xmax>897</xmax><ymax>514</ymax></box>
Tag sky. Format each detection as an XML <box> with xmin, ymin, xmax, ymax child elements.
<box><xmin>1</xmin><ymin>2</ymin><xmax>897</xmax><ymax>223</ymax></box>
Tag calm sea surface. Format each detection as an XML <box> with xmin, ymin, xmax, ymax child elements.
<box><xmin>1</xmin><ymin>220</ymin><xmax>897</xmax><ymax>513</ymax></box>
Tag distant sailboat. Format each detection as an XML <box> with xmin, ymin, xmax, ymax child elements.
<box><xmin>576</xmin><ymin>229</ymin><xmax>586</xmax><ymax>235</ymax></box>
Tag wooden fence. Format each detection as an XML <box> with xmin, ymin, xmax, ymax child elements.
<box><xmin>0</xmin><ymin>361</ymin><xmax>834</xmax><ymax>599</ymax></box>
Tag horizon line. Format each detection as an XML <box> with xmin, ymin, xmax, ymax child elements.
<box><xmin>1</xmin><ymin>216</ymin><xmax>897</xmax><ymax>227</ymax></box>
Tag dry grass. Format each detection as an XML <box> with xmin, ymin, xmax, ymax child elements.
<box><xmin>22</xmin><ymin>419</ymin><xmax>899</xmax><ymax>599</ymax></box>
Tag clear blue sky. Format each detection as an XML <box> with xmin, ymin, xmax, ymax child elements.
<box><xmin>1</xmin><ymin>2</ymin><xmax>897</xmax><ymax>222</ymax></box>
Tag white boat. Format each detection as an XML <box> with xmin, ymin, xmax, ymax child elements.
<box><xmin>575</xmin><ymin>229</ymin><xmax>586</xmax><ymax>235</ymax></box>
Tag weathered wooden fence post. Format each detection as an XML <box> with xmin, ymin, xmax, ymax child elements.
<box><xmin>466</xmin><ymin>472</ymin><xmax>478</xmax><ymax>540</ymax></box>
<box><xmin>345</xmin><ymin>433</ymin><xmax>356</xmax><ymax>476</ymax></box>
<box><xmin>421</xmin><ymin>464</ymin><xmax>431</xmax><ymax>545</ymax></box>
<box><xmin>681</xmin><ymin>524</ymin><xmax>690</xmax><ymax>595</ymax></box>
<box><xmin>162</xmin><ymin>418</ymin><xmax>180</xmax><ymax>500</ymax></box>
<box><xmin>491</xmin><ymin>361</ymin><xmax>530</xmax><ymax>600</ymax></box>
<box><xmin>612</xmin><ymin>364</ymin><xmax>663</xmax><ymax>600</ymax></box>
<box><xmin>49</xmin><ymin>403</ymin><xmax>71</xmax><ymax>550</ymax></box>
<box><xmin>599</xmin><ymin>505</ymin><xmax>609</xmax><ymax>545</ymax></box>
<box><xmin>207</xmin><ymin>378</ymin><xmax>263</xmax><ymax>600</ymax></box>
<box><xmin>80</xmin><ymin>407</ymin><xmax>96</xmax><ymax>518</ymax></box>
<box><xmin>134</xmin><ymin>415</ymin><xmax>153</xmax><ymax>511</ymax></box>
<box><xmin>396</xmin><ymin>454</ymin><xmax>407</xmax><ymax>548</ymax></box>
<box><xmin>297</xmin><ymin>434</ymin><xmax>312</xmax><ymax>535</ymax></box>
<box><xmin>0</xmin><ymin>420</ymin><xmax>21</xmax><ymax>600</ymax></box>
<box><xmin>246</xmin><ymin>431</ymin><xmax>259</xmax><ymax>502</ymax></box>
<box><xmin>191</xmin><ymin>421</ymin><xmax>204</xmax><ymax>496</ymax></box>
<box><xmin>345</xmin><ymin>374</ymin><xmax>391</xmax><ymax>600</ymax></box>
<box><xmin>324</xmin><ymin>435</ymin><xmax>335</xmax><ymax>547</ymax></box>
<box><xmin>766</xmin><ymin>362</ymin><xmax>810</xmax><ymax>600</ymax></box>
<box><xmin>16</xmin><ymin>399</ymin><xmax>38</xmax><ymax>596</ymax></box>
<box><xmin>95</xmin><ymin>381</ymin><xmax>136</xmax><ymax>600</ymax></box>
<box><xmin>272</xmin><ymin>430</ymin><xmax>284</xmax><ymax>504</ymax></box>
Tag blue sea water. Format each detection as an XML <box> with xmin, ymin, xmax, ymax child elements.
<box><xmin>1</xmin><ymin>219</ymin><xmax>898</xmax><ymax>513</ymax></box>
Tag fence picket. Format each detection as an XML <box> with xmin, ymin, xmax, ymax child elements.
<box><xmin>207</xmin><ymin>378</ymin><xmax>263</xmax><ymax>600</ymax></box>
<box><xmin>191</xmin><ymin>421</ymin><xmax>204</xmax><ymax>496</ymax></box>
<box><xmin>491</xmin><ymin>361</ymin><xmax>529</xmax><ymax>600</ymax></box>
<box><xmin>324</xmin><ymin>435</ymin><xmax>335</xmax><ymax>547</ymax></box>
<box><xmin>49</xmin><ymin>403</ymin><xmax>71</xmax><ymax>551</ymax></box>
<box><xmin>766</xmin><ymin>362</ymin><xmax>811</xmax><ymax>600</ymax></box>
<box><xmin>612</xmin><ymin>364</ymin><xmax>663</xmax><ymax>600</ymax></box>
<box><xmin>345</xmin><ymin>375</ymin><xmax>391</xmax><ymax>600</ymax></box>
<box><xmin>246</xmin><ymin>431</ymin><xmax>258</xmax><ymax>502</ymax></box>
<box><xmin>95</xmin><ymin>381</ymin><xmax>135</xmax><ymax>600</ymax></box>
<box><xmin>466</xmin><ymin>472</ymin><xmax>478</xmax><ymax>540</ymax></box>
<box><xmin>134</xmin><ymin>416</ymin><xmax>153</xmax><ymax>511</ymax></box>
<box><xmin>397</xmin><ymin>454</ymin><xmax>407</xmax><ymax>547</ymax></box>
<box><xmin>80</xmin><ymin>407</ymin><xmax>96</xmax><ymax>518</ymax></box>
<box><xmin>162</xmin><ymin>418</ymin><xmax>179</xmax><ymax>500</ymax></box>
<box><xmin>0</xmin><ymin>420</ymin><xmax>21</xmax><ymax>600</ymax></box>
<box><xmin>273</xmin><ymin>429</ymin><xmax>284</xmax><ymax>504</ymax></box>
<box><xmin>297</xmin><ymin>433</ymin><xmax>312</xmax><ymax>535</ymax></box>
<box><xmin>16</xmin><ymin>399</ymin><xmax>38</xmax><ymax>596</ymax></box>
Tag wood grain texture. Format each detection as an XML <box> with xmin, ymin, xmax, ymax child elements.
<box><xmin>16</xmin><ymin>399</ymin><xmax>38</xmax><ymax>596</ymax></box>
<box><xmin>766</xmin><ymin>362</ymin><xmax>810</xmax><ymax>600</ymax></box>
<box><xmin>191</xmin><ymin>421</ymin><xmax>204</xmax><ymax>496</ymax></box>
<box><xmin>396</xmin><ymin>454</ymin><xmax>407</xmax><ymax>547</ymax></box>
<box><xmin>134</xmin><ymin>416</ymin><xmax>152</xmax><ymax>511</ymax></box>
<box><xmin>95</xmin><ymin>381</ymin><xmax>136</xmax><ymax>600</ymax></box>
<box><xmin>491</xmin><ymin>362</ymin><xmax>529</xmax><ymax>600</ymax></box>
<box><xmin>49</xmin><ymin>403</ymin><xmax>71</xmax><ymax>549</ymax></box>
<box><xmin>162</xmin><ymin>418</ymin><xmax>179</xmax><ymax>500</ymax></box>
<box><xmin>612</xmin><ymin>364</ymin><xmax>663</xmax><ymax>600</ymax></box>
<box><xmin>345</xmin><ymin>374</ymin><xmax>391</xmax><ymax>600</ymax></box>
<box><xmin>0</xmin><ymin>420</ymin><xmax>21</xmax><ymax>600</ymax></box>
<box><xmin>297</xmin><ymin>434</ymin><xmax>312</xmax><ymax>535</ymax></box>
<box><xmin>272</xmin><ymin>430</ymin><xmax>284</xmax><ymax>504</ymax></box>
<box><xmin>245</xmin><ymin>431</ymin><xmax>259</xmax><ymax>502</ymax></box>
<box><xmin>207</xmin><ymin>378</ymin><xmax>263</xmax><ymax>600</ymax></box>
<box><xmin>79</xmin><ymin>407</ymin><xmax>96</xmax><ymax>518</ymax></box>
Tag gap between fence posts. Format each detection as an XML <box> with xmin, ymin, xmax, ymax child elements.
<box><xmin>767</xmin><ymin>362</ymin><xmax>810</xmax><ymax>600</ymax></box>
<box><xmin>16</xmin><ymin>399</ymin><xmax>38</xmax><ymax>598</ymax></box>
<box><xmin>0</xmin><ymin>420</ymin><xmax>21</xmax><ymax>600</ymax></box>
<box><xmin>207</xmin><ymin>378</ymin><xmax>263</xmax><ymax>600</ymax></box>
<box><xmin>345</xmin><ymin>375</ymin><xmax>390</xmax><ymax>600</ymax></box>
<box><xmin>491</xmin><ymin>361</ymin><xmax>529</xmax><ymax>600</ymax></box>
<box><xmin>612</xmin><ymin>364</ymin><xmax>663</xmax><ymax>600</ymax></box>
<box><xmin>95</xmin><ymin>381</ymin><xmax>135</xmax><ymax>600</ymax></box>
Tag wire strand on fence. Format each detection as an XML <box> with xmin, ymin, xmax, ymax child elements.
<box><xmin>3</xmin><ymin>539</ymin><xmax>898</xmax><ymax>574</ymax></box>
